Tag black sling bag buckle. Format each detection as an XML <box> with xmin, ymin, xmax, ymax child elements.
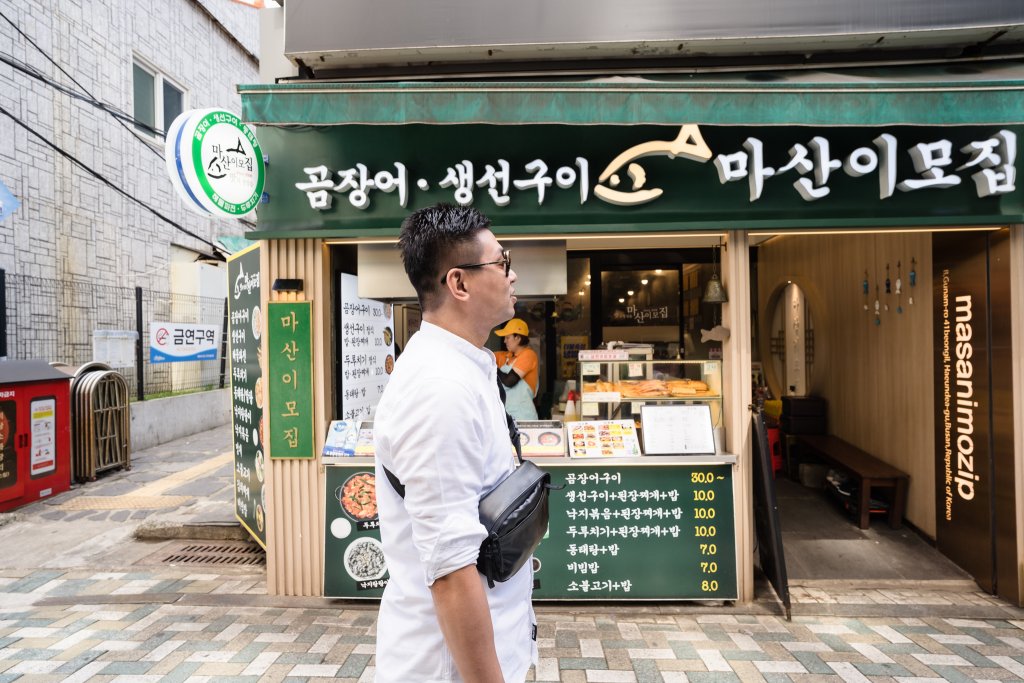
<box><xmin>382</xmin><ymin>394</ymin><xmax>563</xmax><ymax>588</ymax></box>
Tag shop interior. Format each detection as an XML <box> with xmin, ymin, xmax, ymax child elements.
<box><xmin>334</xmin><ymin>227</ymin><xmax>996</xmax><ymax>590</ymax></box>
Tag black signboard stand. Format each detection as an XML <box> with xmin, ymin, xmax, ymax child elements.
<box><xmin>751</xmin><ymin>409</ymin><xmax>791</xmax><ymax>620</ymax></box>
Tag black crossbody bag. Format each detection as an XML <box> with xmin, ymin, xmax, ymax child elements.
<box><xmin>382</xmin><ymin>384</ymin><xmax>562</xmax><ymax>588</ymax></box>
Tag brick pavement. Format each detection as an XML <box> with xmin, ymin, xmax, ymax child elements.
<box><xmin>2</xmin><ymin>425</ymin><xmax>1024</xmax><ymax>680</ymax></box>
<box><xmin>2</xmin><ymin>565</ymin><xmax>1024</xmax><ymax>682</ymax></box>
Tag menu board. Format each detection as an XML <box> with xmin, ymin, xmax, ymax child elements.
<box><xmin>567</xmin><ymin>420</ymin><xmax>642</xmax><ymax>458</ymax></box>
<box><xmin>267</xmin><ymin>302</ymin><xmax>314</xmax><ymax>459</ymax></box>
<box><xmin>534</xmin><ymin>462</ymin><xmax>736</xmax><ymax>600</ymax></box>
<box><xmin>519</xmin><ymin>420</ymin><xmax>566</xmax><ymax>457</ymax></box>
<box><xmin>324</xmin><ymin>464</ymin><xmax>387</xmax><ymax>598</ymax></box>
<box><xmin>228</xmin><ymin>244</ymin><xmax>266</xmax><ymax>548</ymax></box>
<box><xmin>339</xmin><ymin>273</ymin><xmax>395</xmax><ymax>422</ymax></box>
<box><xmin>323</xmin><ymin>459</ymin><xmax>736</xmax><ymax>600</ymax></box>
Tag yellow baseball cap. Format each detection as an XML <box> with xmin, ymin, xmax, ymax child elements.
<box><xmin>495</xmin><ymin>318</ymin><xmax>529</xmax><ymax>337</ymax></box>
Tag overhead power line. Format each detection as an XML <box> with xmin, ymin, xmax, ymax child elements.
<box><xmin>0</xmin><ymin>103</ymin><xmax>226</xmax><ymax>259</ymax></box>
<box><xmin>0</xmin><ymin>6</ymin><xmax>257</xmax><ymax>232</ymax></box>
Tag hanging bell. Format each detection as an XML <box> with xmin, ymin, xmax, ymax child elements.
<box><xmin>703</xmin><ymin>272</ymin><xmax>729</xmax><ymax>303</ymax></box>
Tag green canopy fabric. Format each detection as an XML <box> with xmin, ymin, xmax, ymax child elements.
<box><xmin>240</xmin><ymin>62</ymin><xmax>1024</xmax><ymax>127</ymax></box>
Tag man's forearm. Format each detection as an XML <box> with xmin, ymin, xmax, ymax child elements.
<box><xmin>430</xmin><ymin>564</ymin><xmax>504</xmax><ymax>683</ymax></box>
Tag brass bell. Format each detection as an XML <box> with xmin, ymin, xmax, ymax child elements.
<box><xmin>703</xmin><ymin>272</ymin><xmax>728</xmax><ymax>304</ymax></box>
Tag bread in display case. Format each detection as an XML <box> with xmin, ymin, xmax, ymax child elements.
<box><xmin>577</xmin><ymin>355</ymin><xmax>723</xmax><ymax>429</ymax></box>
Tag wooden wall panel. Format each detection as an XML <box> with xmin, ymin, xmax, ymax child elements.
<box><xmin>1009</xmin><ymin>225</ymin><xmax>1024</xmax><ymax>604</ymax></box>
<box><xmin>264</xmin><ymin>239</ymin><xmax>332</xmax><ymax>596</ymax></box>
<box><xmin>757</xmin><ymin>232</ymin><xmax>936</xmax><ymax>537</ymax></box>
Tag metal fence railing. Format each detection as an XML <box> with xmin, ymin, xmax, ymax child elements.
<box><xmin>0</xmin><ymin>269</ymin><xmax>227</xmax><ymax>400</ymax></box>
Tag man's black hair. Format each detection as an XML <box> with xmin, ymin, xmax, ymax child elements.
<box><xmin>398</xmin><ymin>203</ymin><xmax>492</xmax><ymax>309</ymax></box>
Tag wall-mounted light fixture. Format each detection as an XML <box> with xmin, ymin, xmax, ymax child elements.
<box><xmin>272</xmin><ymin>278</ymin><xmax>304</xmax><ymax>293</ymax></box>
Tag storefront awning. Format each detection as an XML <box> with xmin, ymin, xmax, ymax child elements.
<box><xmin>241</xmin><ymin>61</ymin><xmax>1024</xmax><ymax>128</ymax></box>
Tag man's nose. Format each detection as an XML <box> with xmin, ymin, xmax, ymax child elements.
<box><xmin>508</xmin><ymin>267</ymin><xmax>518</xmax><ymax>283</ymax></box>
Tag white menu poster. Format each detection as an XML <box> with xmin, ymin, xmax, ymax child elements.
<box><xmin>340</xmin><ymin>273</ymin><xmax>395</xmax><ymax>422</ymax></box>
<box><xmin>640</xmin><ymin>404</ymin><xmax>715</xmax><ymax>455</ymax></box>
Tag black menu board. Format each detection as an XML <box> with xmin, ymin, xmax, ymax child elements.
<box><xmin>533</xmin><ymin>462</ymin><xmax>736</xmax><ymax>600</ymax></box>
<box><xmin>228</xmin><ymin>244</ymin><xmax>266</xmax><ymax>549</ymax></box>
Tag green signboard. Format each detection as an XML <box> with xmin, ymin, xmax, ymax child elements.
<box><xmin>267</xmin><ymin>301</ymin><xmax>315</xmax><ymax>459</ymax></box>
<box><xmin>252</xmin><ymin>123</ymin><xmax>1022</xmax><ymax>238</ymax></box>
<box><xmin>228</xmin><ymin>244</ymin><xmax>266</xmax><ymax>548</ymax></box>
<box><xmin>534</xmin><ymin>462</ymin><xmax>736</xmax><ymax>600</ymax></box>
<box><xmin>325</xmin><ymin>463</ymin><xmax>386</xmax><ymax>598</ymax></box>
<box><xmin>323</xmin><ymin>460</ymin><xmax>735</xmax><ymax>600</ymax></box>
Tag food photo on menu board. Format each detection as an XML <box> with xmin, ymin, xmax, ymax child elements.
<box><xmin>517</xmin><ymin>420</ymin><xmax>566</xmax><ymax>457</ymax></box>
<box><xmin>567</xmin><ymin>420</ymin><xmax>642</xmax><ymax>458</ymax></box>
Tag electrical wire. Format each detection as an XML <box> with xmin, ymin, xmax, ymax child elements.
<box><xmin>0</xmin><ymin>6</ymin><xmax>257</xmax><ymax>233</ymax></box>
<box><xmin>0</xmin><ymin>8</ymin><xmax>167</xmax><ymax>152</ymax></box>
<box><xmin>0</xmin><ymin>103</ymin><xmax>226</xmax><ymax>258</ymax></box>
<box><xmin>0</xmin><ymin>52</ymin><xmax>163</xmax><ymax>136</ymax></box>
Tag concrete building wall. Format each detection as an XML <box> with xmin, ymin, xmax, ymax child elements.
<box><xmin>0</xmin><ymin>0</ymin><xmax>259</xmax><ymax>286</ymax></box>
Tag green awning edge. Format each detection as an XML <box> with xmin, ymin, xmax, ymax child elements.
<box><xmin>239</xmin><ymin>64</ymin><xmax>1024</xmax><ymax>127</ymax></box>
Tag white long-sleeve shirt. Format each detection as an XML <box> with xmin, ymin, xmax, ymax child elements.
<box><xmin>373</xmin><ymin>321</ymin><xmax>537</xmax><ymax>683</ymax></box>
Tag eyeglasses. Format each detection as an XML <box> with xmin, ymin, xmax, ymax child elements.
<box><xmin>440</xmin><ymin>249</ymin><xmax>511</xmax><ymax>284</ymax></box>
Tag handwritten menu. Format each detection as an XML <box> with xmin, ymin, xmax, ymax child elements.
<box><xmin>228</xmin><ymin>244</ymin><xmax>266</xmax><ymax>547</ymax></box>
<box><xmin>640</xmin><ymin>404</ymin><xmax>716</xmax><ymax>455</ymax></box>
<box><xmin>567</xmin><ymin>420</ymin><xmax>642</xmax><ymax>458</ymax></box>
<box><xmin>268</xmin><ymin>301</ymin><xmax>314</xmax><ymax>459</ymax></box>
<box><xmin>340</xmin><ymin>273</ymin><xmax>395</xmax><ymax>422</ymax></box>
<box><xmin>534</xmin><ymin>463</ymin><xmax>737</xmax><ymax>600</ymax></box>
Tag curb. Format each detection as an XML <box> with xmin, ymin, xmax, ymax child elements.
<box><xmin>133</xmin><ymin>521</ymin><xmax>252</xmax><ymax>542</ymax></box>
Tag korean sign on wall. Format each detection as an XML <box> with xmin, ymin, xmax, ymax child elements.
<box><xmin>253</xmin><ymin>123</ymin><xmax>1022</xmax><ymax>236</ymax></box>
<box><xmin>227</xmin><ymin>244</ymin><xmax>265</xmax><ymax>548</ymax></box>
<box><xmin>339</xmin><ymin>273</ymin><xmax>395</xmax><ymax>422</ymax></box>
<box><xmin>267</xmin><ymin>301</ymin><xmax>315</xmax><ymax>459</ymax></box>
<box><xmin>149</xmin><ymin>322</ymin><xmax>221</xmax><ymax>363</ymax></box>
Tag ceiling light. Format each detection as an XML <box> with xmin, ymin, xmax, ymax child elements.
<box><xmin>627</xmin><ymin>290</ymin><xmax>634</xmax><ymax>296</ymax></box>
<box><xmin>618</xmin><ymin>298</ymin><xmax>625</xmax><ymax>303</ymax></box>
<box><xmin>640</xmin><ymin>279</ymin><xmax>648</xmax><ymax>285</ymax></box>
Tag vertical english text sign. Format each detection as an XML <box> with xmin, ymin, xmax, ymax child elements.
<box><xmin>933</xmin><ymin>232</ymin><xmax>993</xmax><ymax>591</ymax></box>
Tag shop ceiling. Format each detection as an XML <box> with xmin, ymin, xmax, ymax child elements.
<box><xmin>281</xmin><ymin>0</ymin><xmax>1024</xmax><ymax>79</ymax></box>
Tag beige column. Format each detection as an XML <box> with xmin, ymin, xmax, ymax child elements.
<box><xmin>1010</xmin><ymin>224</ymin><xmax>1024</xmax><ymax>606</ymax></box>
<box><xmin>263</xmin><ymin>238</ymin><xmax>333</xmax><ymax>596</ymax></box>
<box><xmin>721</xmin><ymin>230</ymin><xmax>754</xmax><ymax>602</ymax></box>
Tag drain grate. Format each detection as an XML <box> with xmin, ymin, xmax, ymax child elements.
<box><xmin>138</xmin><ymin>540</ymin><xmax>266</xmax><ymax>567</ymax></box>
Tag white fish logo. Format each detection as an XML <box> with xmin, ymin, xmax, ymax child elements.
<box><xmin>594</xmin><ymin>125</ymin><xmax>713</xmax><ymax>206</ymax></box>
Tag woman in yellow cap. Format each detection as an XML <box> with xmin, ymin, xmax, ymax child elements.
<box><xmin>494</xmin><ymin>318</ymin><xmax>539</xmax><ymax>420</ymax></box>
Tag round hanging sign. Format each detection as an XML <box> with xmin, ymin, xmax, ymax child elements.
<box><xmin>164</xmin><ymin>108</ymin><xmax>265</xmax><ymax>218</ymax></box>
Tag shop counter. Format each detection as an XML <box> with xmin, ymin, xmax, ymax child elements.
<box><xmin>324</xmin><ymin>455</ymin><xmax>738</xmax><ymax>601</ymax></box>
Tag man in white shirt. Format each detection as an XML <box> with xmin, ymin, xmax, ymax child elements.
<box><xmin>373</xmin><ymin>204</ymin><xmax>537</xmax><ymax>683</ymax></box>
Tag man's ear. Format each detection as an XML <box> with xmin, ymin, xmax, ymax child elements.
<box><xmin>446</xmin><ymin>271</ymin><xmax>472</xmax><ymax>302</ymax></box>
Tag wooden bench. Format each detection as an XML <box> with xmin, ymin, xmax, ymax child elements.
<box><xmin>793</xmin><ymin>435</ymin><xmax>909</xmax><ymax>530</ymax></box>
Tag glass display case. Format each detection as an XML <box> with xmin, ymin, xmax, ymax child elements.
<box><xmin>578</xmin><ymin>359</ymin><xmax>723</xmax><ymax>428</ymax></box>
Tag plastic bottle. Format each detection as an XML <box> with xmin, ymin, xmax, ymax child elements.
<box><xmin>563</xmin><ymin>390</ymin><xmax>579</xmax><ymax>423</ymax></box>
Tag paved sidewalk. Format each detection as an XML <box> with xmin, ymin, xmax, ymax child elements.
<box><xmin>1</xmin><ymin>570</ymin><xmax>1024</xmax><ymax>683</ymax></box>
<box><xmin>2</xmin><ymin>424</ymin><xmax>1024</xmax><ymax>681</ymax></box>
<box><xmin>0</xmin><ymin>425</ymin><xmax>237</xmax><ymax>569</ymax></box>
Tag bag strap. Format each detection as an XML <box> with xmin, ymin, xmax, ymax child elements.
<box><xmin>383</xmin><ymin>373</ymin><xmax>521</xmax><ymax>499</ymax></box>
